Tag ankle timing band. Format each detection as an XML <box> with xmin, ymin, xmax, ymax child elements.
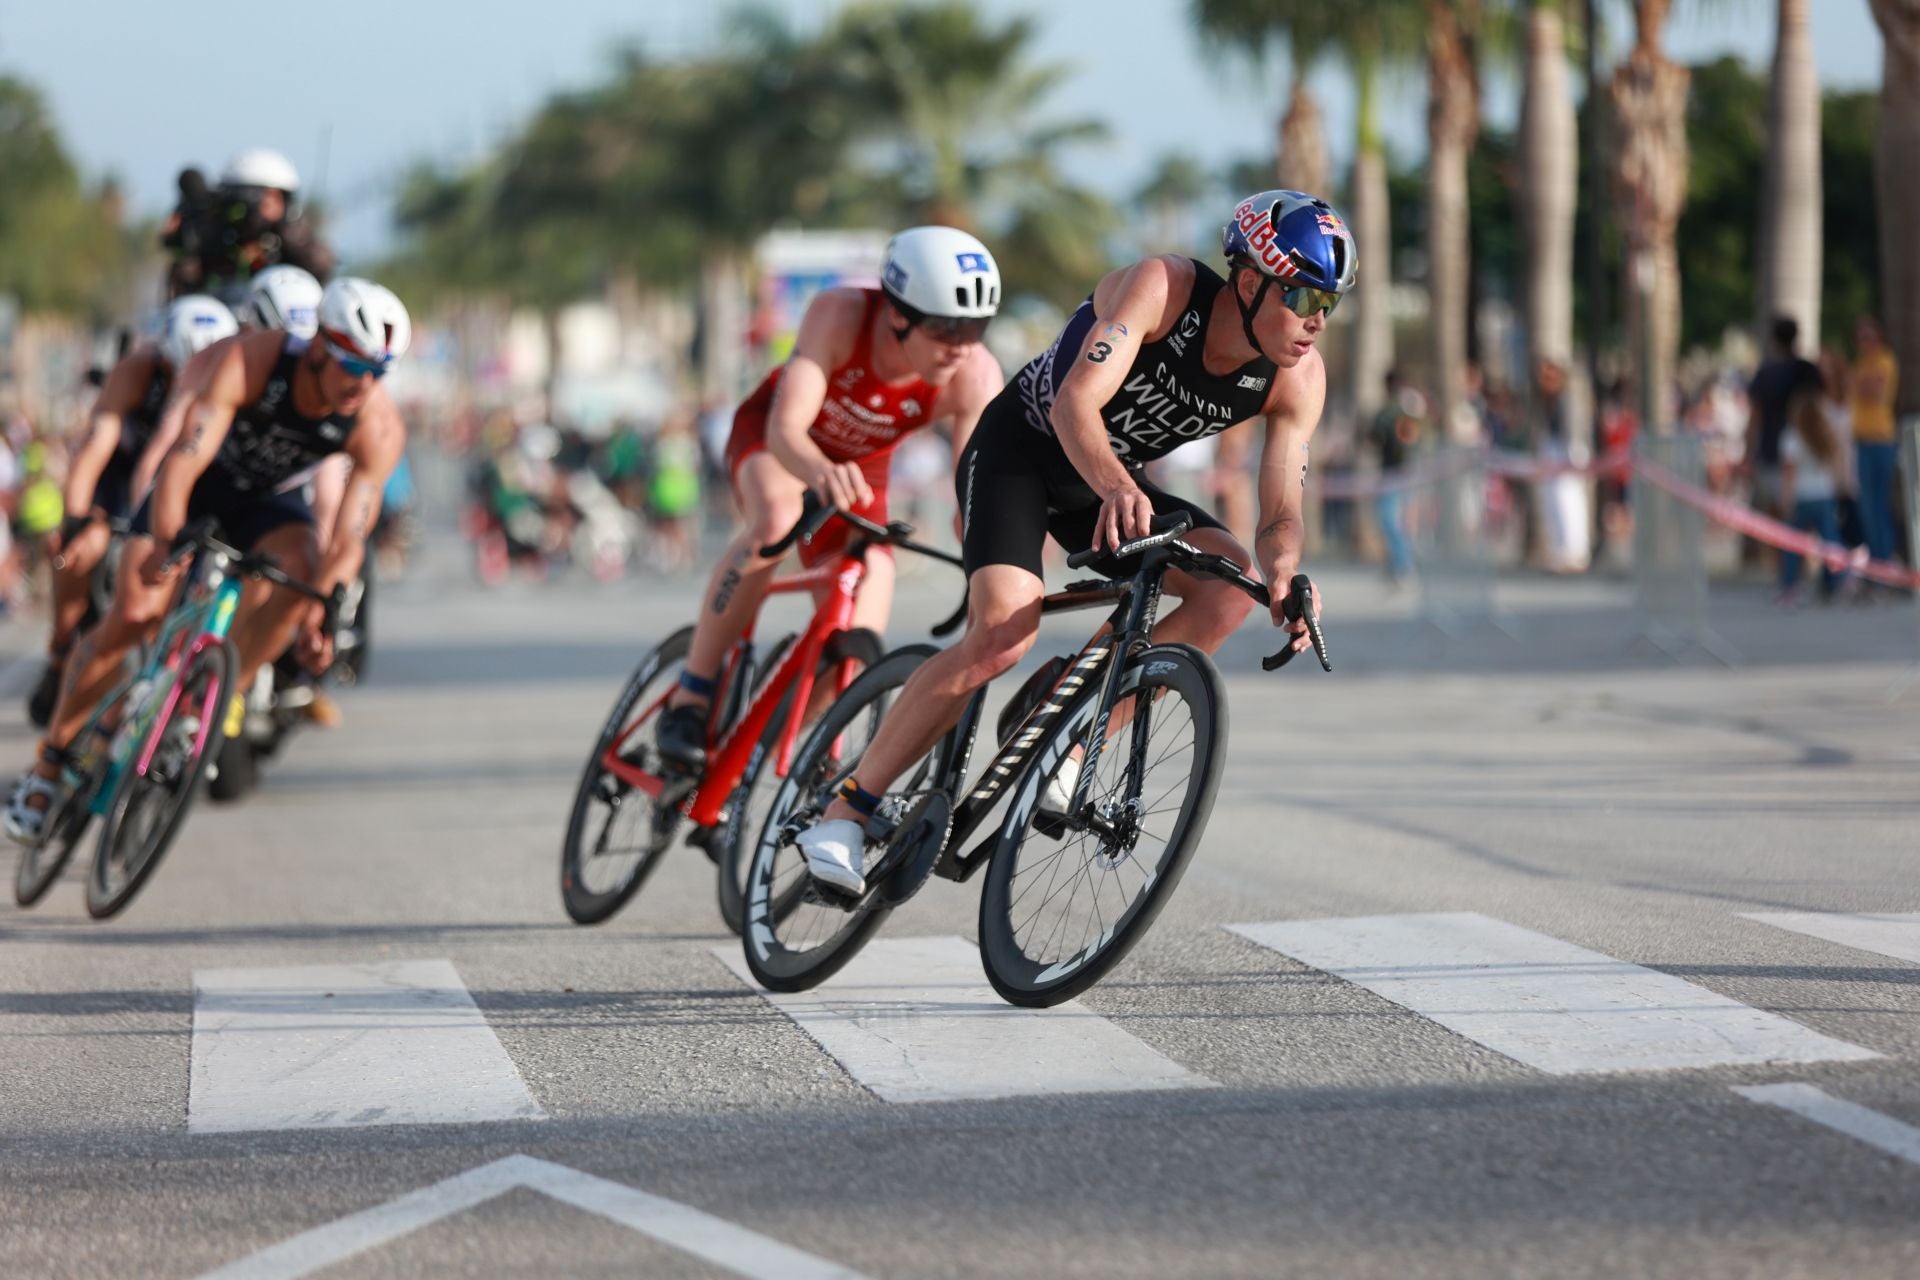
<box><xmin>838</xmin><ymin>779</ymin><xmax>882</xmax><ymax>818</ymax></box>
<box><xmin>677</xmin><ymin>671</ymin><xmax>717</xmax><ymax>698</ymax></box>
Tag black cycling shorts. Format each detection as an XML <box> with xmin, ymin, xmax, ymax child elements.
<box><xmin>130</xmin><ymin>467</ymin><xmax>315</xmax><ymax>551</ymax></box>
<box><xmin>93</xmin><ymin>457</ymin><xmax>136</xmax><ymax>522</ymax></box>
<box><xmin>956</xmin><ymin>387</ymin><xmax>1225</xmax><ymax>580</ymax></box>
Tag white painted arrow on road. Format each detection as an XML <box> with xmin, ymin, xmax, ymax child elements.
<box><xmin>197</xmin><ymin>1154</ymin><xmax>865</xmax><ymax>1280</ymax></box>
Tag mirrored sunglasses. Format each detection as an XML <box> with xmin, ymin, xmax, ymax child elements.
<box><xmin>1281</xmin><ymin>286</ymin><xmax>1342</xmax><ymax>320</ymax></box>
<box><xmin>916</xmin><ymin>314</ymin><xmax>992</xmax><ymax>345</ymax></box>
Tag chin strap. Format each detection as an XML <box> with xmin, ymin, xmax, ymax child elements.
<box><xmin>1235</xmin><ymin>271</ymin><xmax>1274</xmax><ymax>360</ymax></box>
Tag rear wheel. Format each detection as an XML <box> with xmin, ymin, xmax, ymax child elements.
<box><xmin>977</xmin><ymin>644</ymin><xmax>1227</xmax><ymax>1007</ymax></box>
<box><xmin>740</xmin><ymin>644</ymin><xmax>942</xmax><ymax>992</ymax></box>
<box><xmin>716</xmin><ymin>628</ymin><xmax>882</xmax><ymax>935</ymax></box>
<box><xmin>86</xmin><ymin>639</ymin><xmax>236</xmax><ymax>919</ymax></box>
<box><xmin>559</xmin><ymin>627</ymin><xmax>695</xmax><ymax>924</ymax></box>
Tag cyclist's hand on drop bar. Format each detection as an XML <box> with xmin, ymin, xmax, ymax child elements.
<box><xmin>138</xmin><ymin>540</ymin><xmax>179</xmax><ymax>588</ymax></box>
<box><xmin>295</xmin><ymin>599</ymin><xmax>335</xmax><ymax>674</ymax></box>
<box><xmin>809</xmin><ymin>459</ymin><xmax>873</xmax><ymax>514</ymax></box>
<box><xmin>1274</xmin><ymin>574</ymin><xmax>1322</xmax><ymax>655</ymax></box>
<box><xmin>1095</xmin><ymin>478</ymin><xmax>1156</xmax><ymax>553</ymax></box>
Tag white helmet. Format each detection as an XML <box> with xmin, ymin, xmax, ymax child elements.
<box><xmin>160</xmin><ymin>295</ymin><xmax>240</xmax><ymax>371</ymax></box>
<box><xmin>880</xmin><ymin>226</ymin><xmax>1001</xmax><ymax>334</ymax></box>
<box><xmin>244</xmin><ymin>265</ymin><xmax>322</xmax><ymax>338</ymax></box>
<box><xmin>221</xmin><ymin>147</ymin><xmax>300</xmax><ymax>194</ymax></box>
<box><xmin>317</xmin><ymin>277</ymin><xmax>412</xmax><ymax>370</ymax></box>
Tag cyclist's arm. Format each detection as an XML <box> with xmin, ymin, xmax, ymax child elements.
<box><xmin>1253</xmin><ymin>349</ymin><xmax>1327</xmax><ymax>631</ymax></box>
<box><xmin>131</xmin><ymin>342</ymin><xmax>224</xmax><ymax>505</ymax></box>
<box><xmin>148</xmin><ymin>334</ymin><xmax>271</xmax><ymax>545</ymax></box>
<box><xmin>937</xmin><ymin>343</ymin><xmax>1006</xmax><ymax>467</ymax></box>
<box><xmin>320</xmin><ymin>391</ymin><xmax>405</xmax><ymax>596</ymax></box>
<box><xmin>307</xmin><ymin>454</ymin><xmax>352</xmax><ymax>544</ymax></box>
<box><xmin>764</xmin><ymin>288</ymin><xmax>863</xmax><ymax>501</ymax></box>
<box><xmin>62</xmin><ymin>353</ymin><xmax>147</xmax><ymax>519</ymax></box>
<box><xmin>1050</xmin><ymin>255</ymin><xmax>1187</xmax><ymax>502</ymax></box>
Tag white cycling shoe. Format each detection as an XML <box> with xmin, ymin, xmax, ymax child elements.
<box><xmin>4</xmin><ymin>773</ymin><xmax>59</xmax><ymax>846</ymax></box>
<box><xmin>796</xmin><ymin>818</ymin><xmax>867</xmax><ymax>895</ymax></box>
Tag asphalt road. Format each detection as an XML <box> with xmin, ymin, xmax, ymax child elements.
<box><xmin>5</xmin><ymin>532</ymin><xmax>1920</xmax><ymax>1279</ymax></box>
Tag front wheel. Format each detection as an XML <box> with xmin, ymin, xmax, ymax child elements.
<box><xmin>86</xmin><ymin>638</ymin><xmax>236</xmax><ymax>919</ymax></box>
<box><xmin>559</xmin><ymin>626</ymin><xmax>694</xmax><ymax>924</ymax></box>
<box><xmin>977</xmin><ymin>643</ymin><xmax>1227</xmax><ymax>1007</ymax></box>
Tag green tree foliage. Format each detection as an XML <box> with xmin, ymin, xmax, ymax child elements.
<box><xmin>389</xmin><ymin>3</ymin><xmax>1114</xmax><ymax>312</ymax></box>
<box><xmin>0</xmin><ymin>76</ymin><xmax>136</xmax><ymax>319</ymax></box>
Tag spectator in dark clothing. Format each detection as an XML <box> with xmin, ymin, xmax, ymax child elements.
<box><xmin>1747</xmin><ymin>315</ymin><xmax>1822</xmax><ymax>518</ymax></box>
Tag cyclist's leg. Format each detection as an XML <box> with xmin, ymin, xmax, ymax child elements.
<box><xmin>48</xmin><ymin>536</ymin><xmax>171</xmax><ymax>743</ymax></box>
<box><xmin>47</xmin><ymin>518</ymin><xmax>111</xmax><ymax>659</ymax></box>
<box><xmin>228</xmin><ymin>521</ymin><xmax>322</xmax><ymax>690</ymax></box>
<box><xmin>814</xmin><ymin>436</ymin><xmax>1050</xmax><ymax>824</ymax></box>
<box><xmin>666</xmin><ymin>451</ymin><xmax>807</xmax><ymax>712</ymax></box>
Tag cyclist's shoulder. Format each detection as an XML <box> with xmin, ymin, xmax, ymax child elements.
<box><xmin>1260</xmin><ymin>345</ymin><xmax>1327</xmax><ymax>426</ymax></box>
<box><xmin>937</xmin><ymin>343</ymin><xmax>1006</xmax><ymax>413</ymax></box>
<box><xmin>792</xmin><ymin>287</ymin><xmax>871</xmax><ymax>366</ymax></box>
<box><xmin>100</xmin><ymin>344</ymin><xmax>165</xmax><ymax>404</ymax></box>
<box><xmin>1089</xmin><ymin>254</ymin><xmax>1193</xmax><ymax>323</ymax></box>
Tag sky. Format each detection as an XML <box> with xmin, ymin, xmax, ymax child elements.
<box><xmin>0</xmin><ymin>0</ymin><xmax>1886</xmax><ymax>263</ymax></box>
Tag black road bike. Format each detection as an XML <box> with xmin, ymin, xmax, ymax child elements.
<box><xmin>739</xmin><ymin>513</ymin><xmax>1330</xmax><ymax>1007</ymax></box>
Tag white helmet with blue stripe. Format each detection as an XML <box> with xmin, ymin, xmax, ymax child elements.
<box><xmin>880</xmin><ymin>225</ymin><xmax>1001</xmax><ymax>322</ymax></box>
<box><xmin>160</xmin><ymin>295</ymin><xmax>240</xmax><ymax>370</ymax></box>
<box><xmin>244</xmin><ymin>265</ymin><xmax>322</xmax><ymax>338</ymax></box>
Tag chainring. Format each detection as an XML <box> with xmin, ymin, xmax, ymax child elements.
<box><xmin>875</xmin><ymin>791</ymin><xmax>952</xmax><ymax>907</ymax></box>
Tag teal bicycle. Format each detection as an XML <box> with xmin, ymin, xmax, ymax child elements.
<box><xmin>13</xmin><ymin>519</ymin><xmax>338</xmax><ymax>917</ymax></box>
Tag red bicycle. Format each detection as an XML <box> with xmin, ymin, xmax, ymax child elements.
<box><xmin>560</xmin><ymin>498</ymin><xmax>964</xmax><ymax>930</ymax></box>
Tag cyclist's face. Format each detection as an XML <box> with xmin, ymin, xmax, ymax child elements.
<box><xmin>316</xmin><ymin>349</ymin><xmax>378</xmax><ymax>414</ymax></box>
<box><xmin>1240</xmin><ymin>273</ymin><xmax>1327</xmax><ymax>367</ymax></box>
<box><xmin>899</xmin><ymin>322</ymin><xmax>977</xmax><ymax>385</ymax></box>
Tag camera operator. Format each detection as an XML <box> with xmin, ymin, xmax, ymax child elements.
<box><xmin>162</xmin><ymin>149</ymin><xmax>335</xmax><ymax>304</ymax></box>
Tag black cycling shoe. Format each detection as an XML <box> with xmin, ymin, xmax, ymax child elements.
<box><xmin>26</xmin><ymin>661</ymin><xmax>62</xmax><ymax>730</ymax></box>
<box><xmin>653</xmin><ymin>703</ymin><xmax>710</xmax><ymax>772</ymax></box>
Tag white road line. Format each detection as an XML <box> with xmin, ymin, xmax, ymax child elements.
<box><xmin>1734</xmin><ymin>1084</ymin><xmax>1920</xmax><ymax>1168</ymax></box>
<box><xmin>197</xmin><ymin>1154</ymin><xmax>863</xmax><ymax>1280</ymax></box>
<box><xmin>188</xmin><ymin>960</ymin><xmax>544</xmax><ymax>1135</ymax></box>
<box><xmin>1229</xmin><ymin>912</ymin><xmax>1878</xmax><ymax>1075</ymax></box>
<box><xmin>716</xmin><ymin>935</ymin><xmax>1213</xmax><ymax>1103</ymax></box>
<box><xmin>1743</xmin><ymin>912</ymin><xmax>1920</xmax><ymax>965</ymax></box>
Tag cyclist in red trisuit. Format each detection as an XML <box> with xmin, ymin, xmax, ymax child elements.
<box><xmin>653</xmin><ymin>226</ymin><xmax>1006</xmax><ymax>770</ymax></box>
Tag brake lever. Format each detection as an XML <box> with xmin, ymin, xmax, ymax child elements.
<box><xmin>1261</xmin><ymin>574</ymin><xmax>1330</xmax><ymax>673</ymax></box>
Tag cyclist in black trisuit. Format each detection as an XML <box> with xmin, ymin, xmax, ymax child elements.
<box><xmin>4</xmin><ymin>278</ymin><xmax>412</xmax><ymax>843</ymax></box>
<box><xmin>28</xmin><ymin>297</ymin><xmax>241</xmax><ymax>727</ymax></box>
<box><xmin>794</xmin><ymin>190</ymin><xmax>1357</xmax><ymax>894</ymax></box>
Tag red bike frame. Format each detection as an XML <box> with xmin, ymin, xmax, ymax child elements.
<box><xmin>596</xmin><ymin>546</ymin><xmax>872</xmax><ymax>829</ymax></box>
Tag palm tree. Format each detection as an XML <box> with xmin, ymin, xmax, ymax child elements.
<box><xmin>823</xmin><ymin>1</ymin><xmax>1114</xmax><ymax>307</ymax></box>
<box><xmin>826</xmin><ymin>2</ymin><xmax>1108</xmax><ymax>229</ymax></box>
<box><xmin>1427</xmin><ymin>0</ymin><xmax>1484</xmax><ymax>440</ymax></box>
<box><xmin>1190</xmin><ymin>0</ymin><xmax>1339</xmax><ymax>194</ymax></box>
<box><xmin>1518</xmin><ymin>0</ymin><xmax>1578</xmax><ymax>382</ymax></box>
<box><xmin>1759</xmin><ymin>0</ymin><xmax>1821</xmax><ymax>345</ymax></box>
<box><xmin>1868</xmin><ymin>0</ymin><xmax>1920</xmax><ymax>415</ymax></box>
<box><xmin>1610</xmin><ymin>0</ymin><xmax>1690</xmax><ymax>432</ymax></box>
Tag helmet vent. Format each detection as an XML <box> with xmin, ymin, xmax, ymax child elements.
<box><xmin>954</xmin><ymin>285</ymin><xmax>969</xmax><ymax>310</ymax></box>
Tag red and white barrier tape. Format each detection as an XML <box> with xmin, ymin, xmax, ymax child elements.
<box><xmin>1631</xmin><ymin>458</ymin><xmax>1920</xmax><ymax>591</ymax></box>
<box><xmin>1314</xmin><ymin>445</ymin><xmax>1916</xmax><ymax>591</ymax></box>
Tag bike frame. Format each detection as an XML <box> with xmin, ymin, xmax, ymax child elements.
<box><xmin>597</xmin><ymin>540</ymin><xmax>878</xmax><ymax>829</ymax></box>
<box><xmin>86</xmin><ymin>549</ymin><xmax>243</xmax><ymax>812</ymax></box>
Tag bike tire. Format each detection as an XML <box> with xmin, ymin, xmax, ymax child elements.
<box><xmin>717</xmin><ymin>628</ymin><xmax>883</xmax><ymax>936</ymax></box>
<box><xmin>86</xmin><ymin>638</ymin><xmax>237</xmax><ymax>920</ymax></box>
<box><xmin>559</xmin><ymin>626</ymin><xmax>695</xmax><ymax>924</ymax></box>
<box><xmin>740</xmin><ymin>644</ymin><xmax>938</xmax><ymax>993</ymax></box>
<box><xmin>977</xmin><ymin>643</ymin><xmax>1227</xmax><ymax>1007</ymax></box>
